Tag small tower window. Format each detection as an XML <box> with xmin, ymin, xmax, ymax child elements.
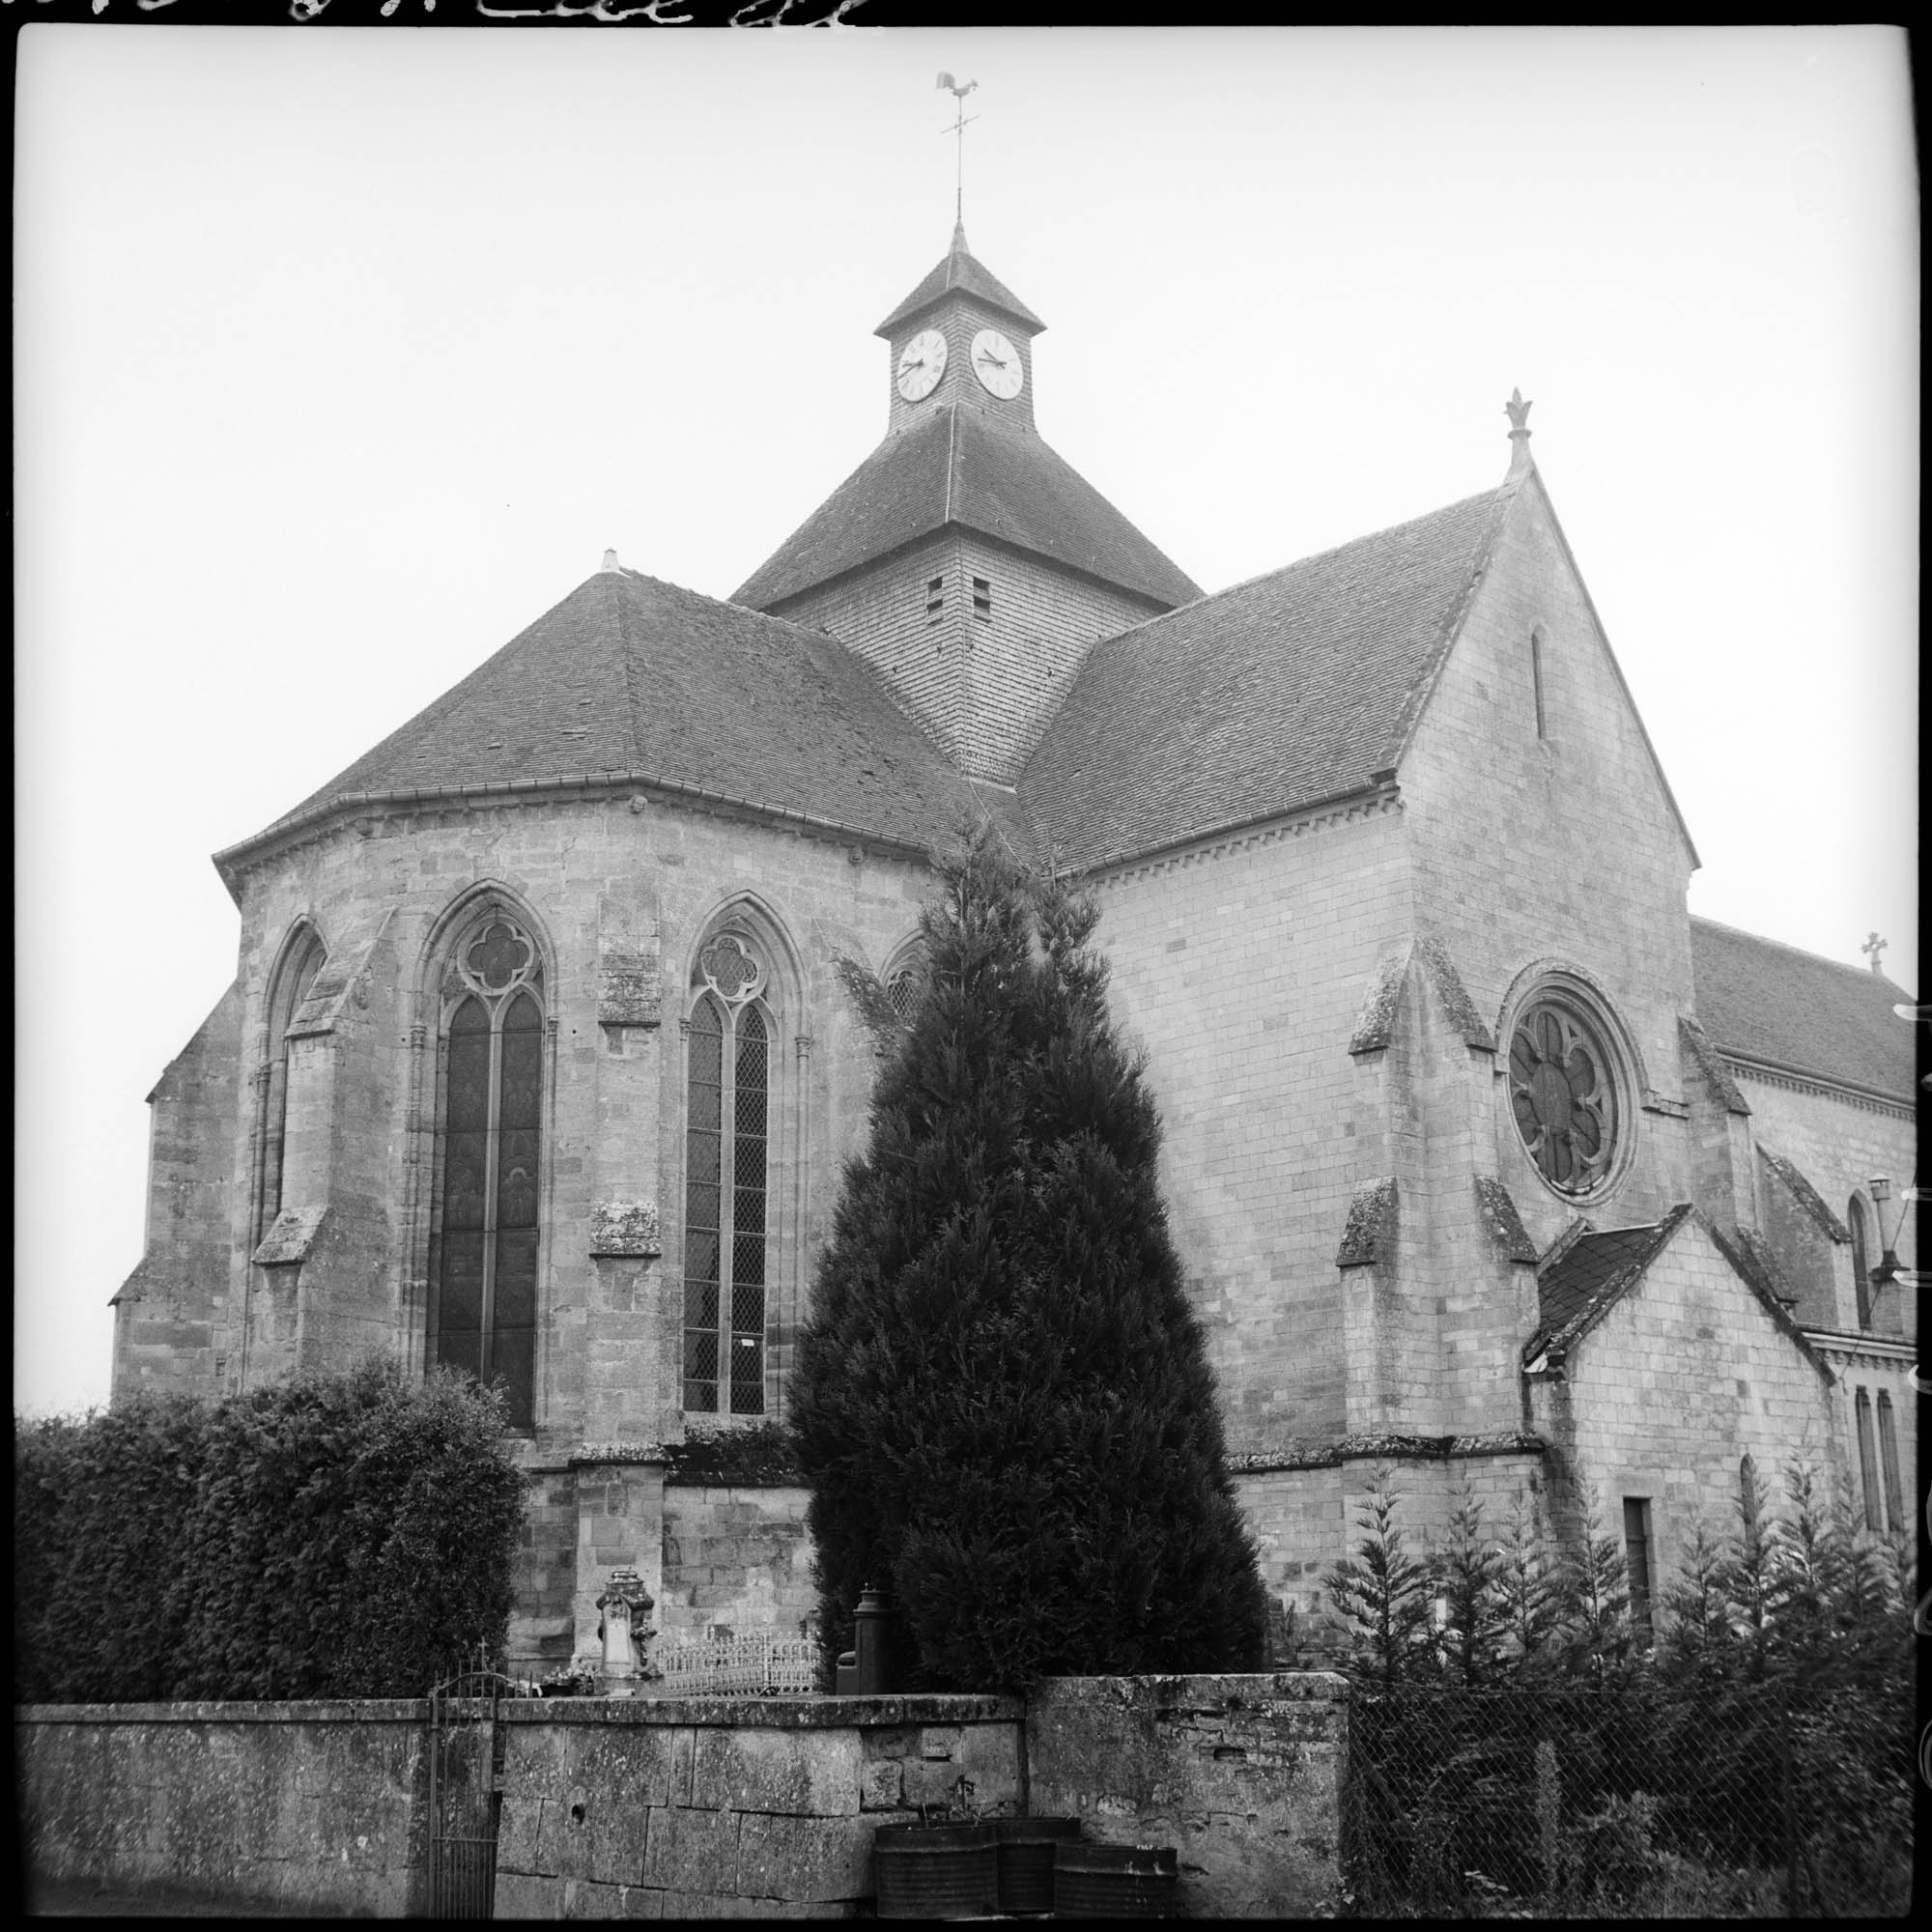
<box><xmin>1530</xmin><ymin>626</ymin><xmax>1548</xmax><ymax>738</ymax></box>
<box><xmin>925</xmin><ymin>576</ymin><xmax>944</xmax><ymax>624</ymax></box>
<box><xmin>972</xmin><ymin>577</ymin><xmax>992</xmax><ymax>621</ymax></box>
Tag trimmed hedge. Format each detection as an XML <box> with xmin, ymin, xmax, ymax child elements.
<box><xmin>14</xmin><ymin>1358</ymin><xmax>525</xmax><ymax>1703</ymax></box>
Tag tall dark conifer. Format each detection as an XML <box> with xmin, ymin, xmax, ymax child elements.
<box><xmin>789</xmin><ymin>829</ymin><xmax>1269</xmax><ymax>1690</ymax></box>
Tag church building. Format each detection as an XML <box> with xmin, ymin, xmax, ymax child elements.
<box><xmin>112</xmin><ymin>224</ymin><xmax>1918</xmax><ymax>1666</ymax></box>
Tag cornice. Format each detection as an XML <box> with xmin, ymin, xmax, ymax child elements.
<box><xmin>1228</xmin><ymin>1428</ymin><xmax>1545</xmax><ymax>1475</ymax></box>
<box><xmin>1722</xmin><ymin>1054</ymin><xmax>1914</xmax><ymax>1119</ymax></box>
<box><xmin>1075</xmin><ymin>783</ymin><xmax>1403</xmax><ymax>891</ymax></box>
<box><xmin>213</xmin><ymin>769</ymin><xmax>937</xmax><ymax>899</ymax></box>
<box><xmin>1801</xmin><ymin>1328</ymin><xmax>1916</xmax><ymax>1366</ymax></box>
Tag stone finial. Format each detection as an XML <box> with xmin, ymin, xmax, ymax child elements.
<box><xmin>1505</xmin><ymin>388</ymin><xmax>1533</xmax><ymax>476</ymax></box>
<box><xmin>601</xmin><ymin>548</ymin><xmax>622</xmax><ymax>573</ymax></box>
<box><xmin>1861</xmin><ymin>930</ymin><xmax>1888</xmax><ymax>975</ymax></box>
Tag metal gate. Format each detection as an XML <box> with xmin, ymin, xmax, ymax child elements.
<box><xmin>427</xmin><ymin>1659</ymin><xmax>513</xmax><ymax>1918</ymax></box>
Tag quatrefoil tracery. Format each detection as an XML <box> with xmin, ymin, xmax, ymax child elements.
<box><xmin>444</xmin><ymin>913</ymin><xmax>542</xmax><ymax>1010</ymax></box>
<box><xmin>697</xmin><ymin>934</ymin><xmax>765</xmax><ymax>1007</ymax></box>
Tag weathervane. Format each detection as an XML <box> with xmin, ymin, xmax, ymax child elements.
<box><xmin>936</xmin><ymin>72</ymin><xmax>980</xmax><ymax>228</ymax></box>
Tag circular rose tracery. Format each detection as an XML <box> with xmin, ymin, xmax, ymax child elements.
<box><xmin>1509</xmin><ymin>997</ymin><xmax>1619</xmax><ymax>1196</ymax></box>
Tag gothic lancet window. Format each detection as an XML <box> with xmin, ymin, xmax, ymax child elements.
<box><xmin>1847</xmin><ymin>1193</ymin><xmax>1874</xmax><ymax>1329</ymax></box>
<box><xmin>1508</xmin><ymin>988</ymin><xmax>1624</xmax><ymax>1198</ymax></box>
<box><xmin>1875</xmin><ymin>1393</ymin><xmax>1902</xmax><ymax>1530</ymax></box>
<box><xmin>429</xmin><ymin>912</ymin><xmax>544</xmax><ymax>1433</ymax></box>
<box><xmin>1853</xmin><ymin>1388</ymin><xmax>1881</xmax><ymax>1531</ymax></box>
<box><xmin>684</xmin><ymin>933</ymin><xmax>771</xmax><ymax>1416</ymax></box>
<box><xmin>254</xmin><ymin>924</ymin><xmax>327</xmax><ymax>1250</ymax></box>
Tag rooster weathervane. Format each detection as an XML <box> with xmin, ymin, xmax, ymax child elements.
<box><xmin>937</xmin><ymin>73</ymin><xmax>980</xmax><ymax>227</ymax></box>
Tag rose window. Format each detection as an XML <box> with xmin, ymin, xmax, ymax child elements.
<box><xmin>1508</xmin><ymin>997</ymin><xmax>1619</xmax><ymax>1196</ymax></box>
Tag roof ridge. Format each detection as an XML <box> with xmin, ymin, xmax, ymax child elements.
<box><xmin>1147</xmin><ymin>485</ymin><xmax>1507</xmax><ymax>626</ymax></box>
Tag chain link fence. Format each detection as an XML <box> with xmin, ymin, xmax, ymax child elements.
<box><xmin>1341</xmin><ymin>1680</ymin><xmax>1912</xmax><ymax>1918</ymax></box>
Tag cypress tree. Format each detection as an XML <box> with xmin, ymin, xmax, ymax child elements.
<box><xmin>788</xmin><ymin>828</ymin><xmax>1268</xmax><ymax>1690</ymax></box>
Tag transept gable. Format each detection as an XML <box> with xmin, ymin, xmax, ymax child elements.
<box><xmin>1393</xmin><ymin>466</ymin><xmax>1699</xmax><ymax>874</ymax></box>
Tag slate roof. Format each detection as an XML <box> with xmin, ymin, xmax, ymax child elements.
<box><xmin>221</xmin><ymin>567</ymin><xmax>1030</xmax><ymax>867</ymax></box>
<box><xmin>1019</xmin><ymin>488</ymin><xmax>1507</xmax><ymax>873</ymax></box>
<box><xmin>1526</xmin><ymin>1210</ymin><xmax>1687</xmax><ymax>1366</ymax></box>
<box><xmin>874</xmin><ymin>224</ymin><xmax>1047</xmax><ymax>338</ymax></box>
<box><xmin>731</xmin><ymin>405</ymin><xmax>1201</xmax><ymax>614</ymax></box>
<box><xmin>1690</xmin><ymin>917</ymin><xmax>1917</xmax><ymax>1103</ymax></box>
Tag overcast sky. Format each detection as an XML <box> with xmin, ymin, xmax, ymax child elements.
<box><xmin>14</xmin><ymin>25</ymin><xmax>1918</xmax><ymax>1417</ymax></box>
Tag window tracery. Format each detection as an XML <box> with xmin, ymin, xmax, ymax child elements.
<box><xmin>428</xmin><ymin>908</ymin><xmax>544</xmax><ymax>1433</ymax></box>
<box><xmin>254</xmin><ymin>923</ymin><xmax>327</xmax><ymax>1250</ymax></box>
<box><xmin>684</xmin><ymin>930</ymin><xmax>772</xmax><ymax>1416</ymax></box>
<box><xmin>1507</xmin><ymin>989</ymin><xmax>1624</xmax><ymax>1198</ymax></box>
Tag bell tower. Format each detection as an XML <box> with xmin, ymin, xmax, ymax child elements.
<box><xmin>733</xmin><ymin>229</ymin><xmax>1199</xmax><ymax>784</ymax></box>
<box><xmin>877</xmin><ymin>221</ymin><xmax>1044</xmax><ymax>437</ymax></box>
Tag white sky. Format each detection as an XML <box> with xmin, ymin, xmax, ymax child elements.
<box><xmin>14</xmin><ymin>25</ymin><xmax>1918</xmax><ymax>1417</ymax></box>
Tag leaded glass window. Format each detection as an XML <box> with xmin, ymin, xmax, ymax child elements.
<box><xmin>255</xmin><ymin>925</ymin><xmax>327</xmax><ymax>1249</ymax></box>
<box><xmin>684</xmin><ymin>937</ymin><xmax>771</xmax><ymax>1415</ymax></box>
<box><xmin>1508</xmin><ymin>993</ymin><xmax>1621</xmax><ymax>1197</ymax></box>
<box><xmin>429</xmin><ymin>913</ymin><xmax>543</xmax><ymax>1433</ymax></box>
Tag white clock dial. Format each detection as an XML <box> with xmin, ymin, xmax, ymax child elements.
<box><xmin>970</xmin><ymin>328</ymin><xmax>1024</xmax><ymax>399</ymax></box>
<box><xmin>895</xmin><ymin>328</ymin><xmax>949</xmax><ymax>402</ymax></box>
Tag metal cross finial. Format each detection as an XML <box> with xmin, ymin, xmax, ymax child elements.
<box><xmin>936</xmin><ymin>72</ymin><xmax>980</xmax><ymax>227</ymax></box>
<box><xmin>1862</xmin><ymin>930</ymin><xmax>1888</xmax><ymax>974</ymax></box>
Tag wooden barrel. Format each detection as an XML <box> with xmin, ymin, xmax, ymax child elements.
<box><xmin>993</xmin><ymin>1816</ymin><xmax>1081</xmax><ymax>1914</ymax></box>
<box><xmin>1054</xmin><ymin>1839</ymin><xmax>1179</xmax><ymax>1918</ymax></box>
<box><xmin>872</xmin><ymin>1821</ymin><xmax>997</xmax><ymax>1919</ymax></box>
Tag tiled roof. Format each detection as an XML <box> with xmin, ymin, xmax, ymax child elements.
<box><xmin>731</xmin><ymin>404</ymin><xmax>1201</xmax><ymax>613</ymax></box>
<box><xmin>1020</xmin><ymin>488</ymin><xmax>1506</xmax><ymax>873</ymax></box>
<box><xmin>224</xmin><ymin>568</ymin><xmax>1031</xmax><ymax>866</ymax></box>
<box><xmin>1690</xmin><ymin>917</ymin><xmax>1917</xmax><ymax>1103</ymax></box>
<box><xmin>874</xmin><ymin>225</ymin><xmax>1047</xmax><ymax>338</ymax></box>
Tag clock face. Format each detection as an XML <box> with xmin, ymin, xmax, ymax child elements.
<box><xmin>895</xmin><ymin>328</ymin><xmax>948</xmax><ymax>402</ymax></box>
<box><xmin>970</xmin><ymin>328</ymin><xmax>1024</xmax><ymax>399</ymax></box>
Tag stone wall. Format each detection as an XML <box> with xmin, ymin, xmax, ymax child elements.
<box><xmin>1025</xmin><ymin>1673</ymin><xmax>1350</xmax><ymax>1918</ymax></box>
<box><xmin>494</xmin><ymin>1693</ymin><xmax>1023</xmax><ymax>1918</ymax></box>
<box><xmin>17</xmin><ymin>1700</ymin><xmax>429</xmax><ymax>1917</ymax></box>
<box><xmin>20</xmin><ymin>1682</ymin><xmax>1356</xmax><ymax>1919</ymax></box>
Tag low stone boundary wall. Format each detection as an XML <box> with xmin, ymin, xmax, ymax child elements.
<box><xmin>20</xmin><ymin>1678</ymin><xmax>1346</xmax><ymax>1917</ymax></box>
<box><xmin>1026</xmin><ymin>1672</ymin><xmax>1350</xmax><ymax>1918</ymax></box>
<box><xmin>495</xmin><ymin>1693</ymin><xmax>1024</xmax><ymax>1917</ymax></box>
<box><xmin>16</xmin><ymin>1699</ymin><xmax>429</xmax><ymax>1917</ymax></box>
